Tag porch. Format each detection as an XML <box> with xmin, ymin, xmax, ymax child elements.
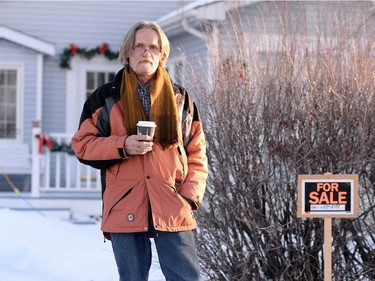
<box><xmin>0</xmin><ymin>121</ymin><xmax>102</xmax><ymax>220</ymax></box>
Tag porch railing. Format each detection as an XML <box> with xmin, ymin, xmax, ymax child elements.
<box><xmin>31</xmin><ymin>123</ymin><xmax>101</xmax><ymax>197</ymax></box>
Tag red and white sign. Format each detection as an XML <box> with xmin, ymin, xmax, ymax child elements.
<box><xmin>297</xmin><ymin>174</ymin><xmax>358</xmax><ymax>218</ymax></box>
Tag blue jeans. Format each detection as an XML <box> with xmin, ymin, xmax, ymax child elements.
<box><xmin>110</xmin><ymin>227</ymin><xmax>200</xmax><ymax>281</ymax></box>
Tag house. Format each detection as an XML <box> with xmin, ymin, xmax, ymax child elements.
<box><xmin>160</xmin><ymin>0</ymin><xmax>374</xmax><ymax>88</ymax></box>
<box><xmin>0</xmin><ymin>1</ymin><xmax>373</xmax><ymax>218</ymax></box>
<box><xmin>0</xmin><ymin>1</ymin><xmax>186</xmax><ymax>218</ymax></box>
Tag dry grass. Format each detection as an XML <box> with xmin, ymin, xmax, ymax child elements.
<box><xmin>187</xmin><ymin>2</ymin><xmax>375</xmax><ymax>280</ymax></box>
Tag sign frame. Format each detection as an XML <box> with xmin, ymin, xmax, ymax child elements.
<box><xmin>297</xmin><ymin>174</ymin><xmax>358</xmax><ymax>218</ymax></box>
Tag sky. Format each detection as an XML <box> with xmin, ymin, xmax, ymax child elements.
<box><xmin>0</xmin><ymin>209</ymin><xmax>164</xmax><ymax>281</ymax></box>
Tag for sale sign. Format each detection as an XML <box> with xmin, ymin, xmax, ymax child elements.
<box><xmin>297</xmin><ymin>174</ymin><xmax>358</xmax><ymax>218</ymax></box>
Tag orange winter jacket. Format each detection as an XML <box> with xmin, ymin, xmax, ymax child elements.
<box><xmin>71</xmin><ymin>68</ymin><xmax>208</xmax><ymax>234</ymax></box>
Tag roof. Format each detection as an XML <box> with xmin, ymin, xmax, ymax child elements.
<box><xmin>157</xmin><ymin>0</ymin><xmax>257</xmax><ymax>38</ymax></box>
<box><xmin>0</xmin><ymin>25</ymin><xmax>55</xmax><ymax>56</ymax></box>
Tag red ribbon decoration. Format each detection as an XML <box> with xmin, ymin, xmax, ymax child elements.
<box><xmin>98</xmin><ymin>43</ymin><xmax>108</xmax><ymax>54</ymax></box>
<box><xmin>70</xmin><ymin>44</ymin><xmax>78</xmax><ymax>55</ymax></box>
<box><xmin>36</xmin><ymin>134</ymin><xmax>52</xmax><ymax>154</ymax></box>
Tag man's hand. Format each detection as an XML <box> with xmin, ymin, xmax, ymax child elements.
<box><xmin>124</xmin><ymin>135</ymin><xmax>154</xmax><ymax>156</ymax></box>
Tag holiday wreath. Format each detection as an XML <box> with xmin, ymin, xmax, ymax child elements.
<box><xmin>59</xmin><ymin>43</ymin><xmax>119</xmax><ymax>69</ymax></box>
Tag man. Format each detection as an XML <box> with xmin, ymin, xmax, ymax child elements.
<box><xmin>71</xmin><ymin>20</ymin><xmax>208</xmax><ymax>281</ymax></box>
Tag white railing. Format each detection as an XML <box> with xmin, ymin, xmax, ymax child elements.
<box><xmin>31</xmin><ymin>123</ymin><xmax>101</xmax><ymax>197</ymax></box>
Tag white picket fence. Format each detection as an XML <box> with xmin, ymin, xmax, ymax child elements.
<box><xmin>31</xmin><ymin>126</ymin><xmax>101</xmax><ymax>197</ymax></box>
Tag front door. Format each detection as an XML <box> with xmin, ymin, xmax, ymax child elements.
<box><xmin>66</xmin><ymin>56</ymin><xmax>121</xmax><ymax>134</ymax></box>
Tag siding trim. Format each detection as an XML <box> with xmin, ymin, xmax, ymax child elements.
<box><xmin>0</xmin><ymin>26</ymin><xmax>55</xmax><ymax>56</ymax></box>
<box><xmin>36</xmin><ymin>54</ymin><xmax>43</xmax><ymax>121</ymax></box>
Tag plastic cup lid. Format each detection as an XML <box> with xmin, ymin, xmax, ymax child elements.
<box><xmin>137</xmin><ymin>121</ymin><xmax>157</xmax><ymax>127</ymax></box>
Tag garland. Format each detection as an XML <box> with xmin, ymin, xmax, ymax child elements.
<box><xmin>35</xmin><ymin>134</ymin><xmax>75</xmax><ymax>155</ymax></box>
<box><xmin>60</xmin><ymin>43</ymin><xmax>119</xmax><ymax>69</ymax></box>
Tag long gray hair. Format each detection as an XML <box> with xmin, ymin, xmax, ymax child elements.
<box><xmin>119</xmin><ymin>20</ymin><xmax>170</xmax><ymax>67</ymax></box>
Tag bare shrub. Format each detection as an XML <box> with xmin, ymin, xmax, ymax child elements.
<box><xmin>188</xmin><ymin>2</ymin><xmax>375</xmax><ymax>280</ymax></box>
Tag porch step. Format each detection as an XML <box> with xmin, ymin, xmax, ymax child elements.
<box><xmin>11</xmin><ymin>207</ymin><xmax>72</xmax><ymax>220</ymax></box>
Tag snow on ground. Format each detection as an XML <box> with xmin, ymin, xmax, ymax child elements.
<box><xmin>0</xmin><ymin>209</ymin><xmax>164</xmax><ymax>281</ymax></box>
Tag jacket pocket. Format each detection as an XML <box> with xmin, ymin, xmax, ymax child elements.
<box><xmin>161</xmin><ymin>183</ymin><xmax>195</xmax><ymax>227</ymax></box>
<box><xmin>169</xmin><ymin>185</ymin><xmax>191</xmax><ymax>209</ymax></box>
<box><xmin>103</xmin><ymin>180</ymin><xmax>139</xmax><ymax>223</ymax></box>
<box><xmin>106</xmin><ymin>188</ymin><xmax>133</xmax><ymax>218</ymax></box>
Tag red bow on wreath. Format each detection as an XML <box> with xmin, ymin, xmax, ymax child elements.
<box><xmin>70</xmin><ymin>44</ymin><xmax>78</xmax><ymax>55</ymax></box>
<box><xmin>98</xmin><ymin>43</ymin><xmax>108</xmax><ymax>54</ymax></box>
<box><xmin>36</xmin><ymin>134</ymin><xmax>52</xmax><ymax>154</ymax></box>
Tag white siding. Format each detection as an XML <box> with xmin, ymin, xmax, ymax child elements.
<box><xmin>169</xmin><ymin>31</ymin><xmax>208</xmax><ymax>98</ymax></box>
<box><xmin>0</xmin><ymin>1</ymin><xmax>183</xmax><ymax>54</ymax></box>
<box><xmin>231</xmin><ymin>1</ymin><xmax>373</xmax><ymax>39</ymax></box>
<box><xmin>0</xmin><ymin>1</ymin><xmax>184</xmax><ymax>138</ymax></box>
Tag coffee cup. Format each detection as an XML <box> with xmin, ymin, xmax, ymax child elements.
<box><xmin>137</xmin><ymin>121</ymin><xmax>157</xmax><ymax>138</ymax></box>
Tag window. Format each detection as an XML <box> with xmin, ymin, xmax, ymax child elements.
<box><xmin>86</xmin><ymin>71</ymin><xmax>115</xmax><ymax>98</ymax></box>
<box><xmin>0</xmin><ymin>69</ymin><xmax>17</xmax><ymax>139</ymax></box>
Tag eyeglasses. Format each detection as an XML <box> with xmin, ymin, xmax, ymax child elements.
<box><xmin>132</xmin><ymin>44</ymin><xmax>161</xmax><ymax>56</ymax></box>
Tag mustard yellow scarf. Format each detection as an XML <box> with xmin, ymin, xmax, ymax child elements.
<box><xmin>120</xmin><ymin>66</ymin><xmax>180</xmax><ymax>149</ymax></box>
